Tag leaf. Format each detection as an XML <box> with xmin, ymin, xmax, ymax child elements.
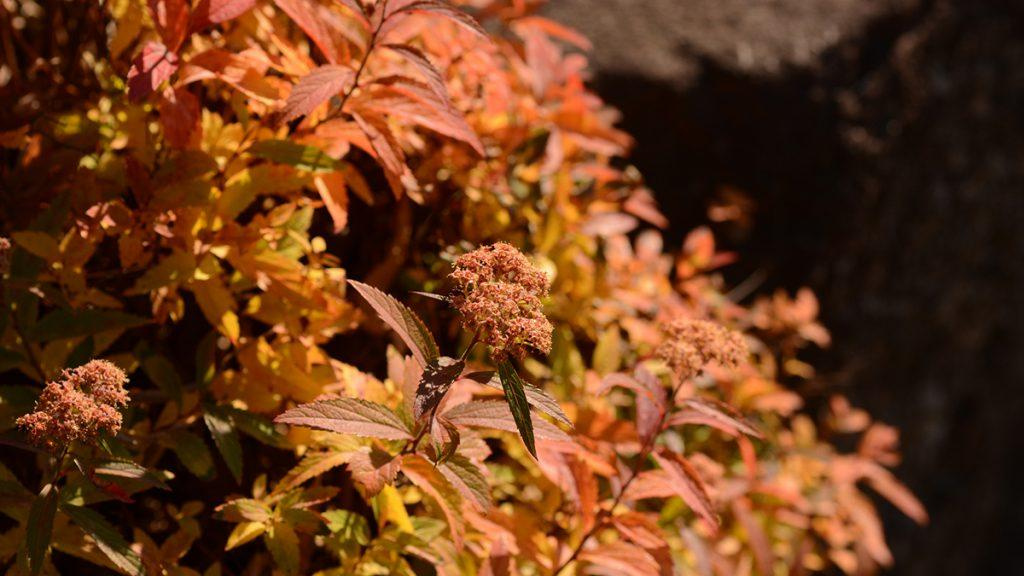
<box><xmin>92</xmin><ymin>461</ymin><xmax>169</xmax><ymax>491</ymax></box>
<box><xmin>281</xmin><ymin>65</ymin><xmax>355</xmax><ymax>122</ymax></box>
<box><xmin>438</xmin><ymin>455</ymin><xmax>490</xmax><ymax>510</ymax></box>
<box><xmin>158</xmin><ymin>86</ymin><xmax>200</xmax><ymax>148</ymax></box>
<box><xmin>141</xmin><ymin>353</ymin><xmax>183</xmax><ymax>405</ymax></box>
<box><xmin>61</xmin><ymin>503</ymin><xmax>145</xmax><ymax>575</ymax></box>
<box><xmin>160</xmin><ymin>430</ymin><xmax>216</xmax><ymax>480</ymax></box>
<box><xmin>443</xmin><ymin>401</ymin><xmax>570</xmax><ymax>443</ymax></box>
<box><xmin>313</xmin><ymin>172</ymin><xmax>349</xmax><ymax>233</ymax></box>
<box><xmin>497</xmin><ymin>361</ymin><xmax>536</xmax><ymax>458</ymax></box>
<box><xmin>147</xmin><ymin>0</ymin><xmax>190</xmax><ymax>50</ymax></box>
<box><xmin>204</xmin><ymin>408</ymin><xmax>244</xmax><ymax>484</ymax></box>
<box><xmin>668</xmin><ymin>398</ymin><xmax>762</xmax><ymax>439</ymax></box>
<box><xmin>275</xmin><ymin>398</ymin><xmax>412</xmax><ymax>440</ymax></box>
<box><xmin>414</xmin><ymin>356</ymin><xmax>464</xmax><ymax>420</ymax></box>
<box><xmin>25</xmin><ymin>483</ymin><xmax>58</xmax><ymax>575</ymax></box>
<box><xmin>191</xmin><ymin>278</ymin><xmax>241</xmax><ymax>343</ymax></box>
<box><xmin>274</xmin><ymin>0</ymin><xmax>346</xmax><ymax>64</ymax></box>
<box><xmin>351</xmin><ymin>112</ymin><xmax>418</xmax><ymax>198</ymax></box>
<box><xmin>127</xmin><ymin>41</ymin><xmax>179</xmax><ymax>102</ymax></box>
<box><xmin>400</xmin><ymin>455</ymin><xmax>464</xmax><ymax>549</ymax></box>
<box><xmin>464</xmin><ymin>370</ymin><xmax>572</xmax><ymax>427</ymax></box>
<box><xmin>249</xmin><ymin>139</ymin><xmax>340</xmax><ymax>172</ymax></box>
<box><xmin>322</xmin><ymin>510</ymin><xmax>370</xmax><ymax>545</ymax></box>
<box><xmin>630</xmin><ymin>452</ymin><xmax>718</xmax><ymax>532</ymax></box>
<box><xmin>192</xmin><ymin>0</ymin><xmax>257</xmax><ymax>28</ymax></box>
<box><xmin>11</xmin><ymin>231</ymin><xmax>60</xmax><ymax>262</ymax></box>
<box><xmin>349</xmin><ymin>447</ymin><xmax>401</xmax><ymax>496</ymax></box>
<box><xmin>225</xmin><ymin>521</ymin><xmax>265</xmax><ymax>550</ymax></box>
<box><xmin>374</xmin><ymin>484</ymin><xmax>413</xmax><ymax>533</ymax></box>
<box><xmin>216</xmin><ymin>499</ymin><xmax>272</xmax><ymax>523</ymax></box>
<box><xmin>390</xmin><ymin>1</ymin><xmax>487</xmax><ymax>38</ymax></box>
<box><xmin>578</xmin><ymin>541</ymin><xmax>660</xmax><ymax>576</ymax></box>
<box><xmin>28</xmin><ymin>309</ymin><xmax>150</xmax><ymax>342</ymax></box>
<box><xmin>347</xmin><ymin>280</ymin><xmax>438</xmax><ymax>368</ymax></box>
<box><xmin>264</xmin><ymin>520</ymin><xmax>301</xmax><ymax>575</ymax></box>
<box><xmin>224</xmin><ymin>406</ymin><xmax>290</xmax><ymax>448</ymax></box>
<box><xmin>279</xmin><ymin>451</ymin><xmax>351</xmax><ymax>491</ymax></box>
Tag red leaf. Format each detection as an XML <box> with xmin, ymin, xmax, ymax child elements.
<box><xmin>158</xmin><ymin>87</ymin><xmax>199</xmax><ymax>148</ymax></box>
<box><xmin>127</xmin><ymin>42</ymin><xmax>179</xmax><ymax>102</ymax></box>
<box><xmin>347</xmin><ymin>279</ymin><xmax>439</xmax><ymax>368</ymax></box>
<box><xmin>147</xmin><ymin>0</ymin><xmax>190</xmax><ymax>51</ymax></box>
<box><xmin>274</xmin><ymin>0</ymin><xmax>348</xmax><ymax>64</ymax></box>
<box><xmin>578</xmin><ymin>541</ymin><xmax>660</xmax><ymax>576</ymax></box>
<box><xmin>352</xmin><ymin>112</ymin><xmax>419</xmax><ymax>198</ymax></box>
<box><xmin>388</xmin><ymin>1</ymin><xmax>487</xmax><ymax>38</ymax></box>
<box><xmin>629</xmin><ymin>452</ymin><xmax>718</xmax><ymax>532</ymax></box>
<box><xmin>312</xmin><ymin>172</ymin><xmax>349</xmax><ymax>233</ymax></box>
<box><xmin>359</xmin><ymin>78</ymin><xmax>484</xmax><ymax>155</ymax></box>
<box><xmin>442</xmin><ymin>401</ymin><xmax>571</xmax><ymax>443</ymax></box>
<box><xmin>282</xmin><ymin>65</ymin><xmax>356</xmax><ymax>122</ymax></box>
<box><xmin>274</xmin><ymin>397</ymin><xmax>412</xmax><ymax>440</ymax></box>
<box><xmin>667</xmin><ymin>397</ymin><xmax>763</xmax><ymax>439</ymax></box>
<box><xmin>347</xmin><ymin>446</ymin><xmax>401</xmax><ymax>496</ymax></box>
<box><xmin>191</xmin><ymin>0</ymin><xmax>257</xmax><ymax>30</ymax></box>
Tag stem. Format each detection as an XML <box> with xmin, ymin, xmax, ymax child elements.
<box><xmin>553</xmin><ymin>380</ymin><xmax>687</xmax><ymax>575</ymax></box>
<box><xmin>333</xmin><ymin>0</ymin><xmax>390</xmax><ymax>118</ymax></box>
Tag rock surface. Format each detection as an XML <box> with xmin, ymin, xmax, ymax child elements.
<box><xmin>545</xmin><ymin>1</ymin><xmax>1024</xmax><ymax>574</ymax></box>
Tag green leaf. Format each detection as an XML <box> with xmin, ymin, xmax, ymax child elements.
<box><xmin>413</xmin><ymin>356</ymin><xmax>464</xmax><ymax>421</ymax></box>
<box><xmin>160</xmin><ymin>430</ymin><xmax>216</xmax><ymax>481</ymax></box>
<box><xmin>323</xmin><ymin>510</ymin><xmax>370</xmax><ymax>545</ymax></box>
<box><xmin>60</xmin><ymin>503</ymin><xmax>144</xmax><ymax>575</ymax></box>
<box><xmin>438</xmin><ymin>455</ymin><xmax>490</xmax><ymax>510</ymax></box>
<box><xmin>275</xmin><ymin>398</ymin><xmax>412</xmax><ymax>440</ymax></box>
<box><xmin>221</xmin><ymin>406</ymin><xmax>289</xmax><ymax>448</ymax></box>
<box><xmin>347</xmin><ymin>280</ymin><xmax>439</xmax><ymax>368</ymax></box>
<box><xmin>264</xmin><ymin>520</ymin><xmax>301</xmax><ymax>575</ymax></box>
<box><xmin>204</xmin><ymin>407</ymin><xmax>244</xmax><ymax>484</ymax></box>
<box><xmin>24</xmin><ymin>483</ymin><xmax>58</xmax><ymax>575</ymax></box>
<box><xmin>463</xmin><ymin>370</ymin><xmax>572</xmax><ymax>427</ymax></box>
<box><xmin>195</xmin><ymin>331</ymin><xmax>218</xmax><ymax>390</ymax></box>
<box><xmin>497</xmin><ymin>361</ymin><xmax>536</xmax><ymax>458</ymax></box>
<box><xmin>249</xmin><ymin>139</ymin><xmax>339</xmax><ymax>172</ymax></box>
<box><xmin>140</xmin><ymin>353</ymin><xmax>183</xmax><ymax>405</ymax></box>
<box><xmin>27</xmin><ymin>309</ymin><xmax>149</xmax><ymax>342</ymax></box>
<box><xmin>92</xmin><ymin>460</ymin><xmax>169</xmax><ymax>491</ymax></box>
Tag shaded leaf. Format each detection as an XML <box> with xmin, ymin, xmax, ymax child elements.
<box><xmin>264</xmin><ymin>520</ymin><xmax>300</xmax><ymax>575</ymax></box>
<box><xmin>92</xmin><ymin>461</ymin><xmax>169</xmax><ymax>491</ymax></box>
<box><xmin>160</xmin><ymin>430</ymin><xmax>216</xmax><ymax>480</ymax></box>
<box><xmin>225</xmin><ymin>521</ymin><xmax>265</xmax><ymax>550</ymax></box>
<box><xmin>250</xmin><ymin>139</ymin><xmax>340</xmax><ymax>172</ymax></box>
<box><xmin>158</xmin><ymin>86</ymin><xmax>199</xmax><ymax>148</ymax></box>
<box><xmin>224</xmin><ymin>406</ymin><xmax>290</xmax><ymax>449</ymax></box>
<box><xmin>281</xmin><ymin>65</ymin><xmax>354</xmax><ymax>122</ymax></box>
<box><xmin>347</xmin><ymin>447</ymin><xmax>401</xmax><ymax>496</ymax></box>
<box><xmin>28</xmin><ymin>309</ymin><xmax>150</xmax><ymax>342</ymax></box>
<box><xmin>127</xmin><ymin>41</ymin><xmax>179</xmax><ymax>102</ymax></box>
<box><xmin>147</xmin><ymin>0</ymin><xmax>190</xmax><ymax>50</ymax></box>
<box><xmin>578</xmin><ymin>541</ymin><xmax>659</xmax><ymax>576</ymax></box>
<box><xmin>498</xmin><ymin>361</ymin><xmax>536</xmax><ymax>458</ymax></box>
<box><xmin>414</xmin><ymin>356</ymin><xmax>464</xmax><ymax>420</ymax></box>
<box><xmin>215</xmin><ymin>499</ymin><xmax>271</xmax><ymax>523</ymax></box>
<box><xmin>204</xmin><ymin>408</ymin><xmax>244</xmax><ymax>484</ymax></box>
<box><xmin>25</xmin><ymin>483</ymin><xmax>58</xmax><ymax>575</ymax></box>
<box><xmin>279</xmin><ymin>451</ymin><xmax>351</xmax><ymax>491</ymax></box>
<box><xmin>400</xmin><ymin>455</ymin><xmax>464</xmax><ymax>549</ymax></box>
<box><xmin>192</xmin><ymin>0</ymin><xmax>256</xmax><ymax>28</ymax></box>
<box><xmin>275</xmin><ymin>397</ymin><xmax>412</xmax><ymax>440</ymax></box>
<box><xmin>348</xmin><ymin>280</ymin><xmax>438</xmax><ymax>367</ymax></box>
<box><xmin>668</xmin><ymin>397</ymin><xmax>762</xmax><ymax>439</ymax></box>
<box><xmin>61</xmin><ymin>503</ymin><xmax>145</xmax><ymax>575</ymax></box>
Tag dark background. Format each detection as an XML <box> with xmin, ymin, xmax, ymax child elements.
<box><xmin>544</xmin><ymin>0</ymin><xmax>1024</xmax><ymax>574</ymax></box>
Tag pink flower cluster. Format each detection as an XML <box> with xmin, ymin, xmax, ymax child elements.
<box><xmin>656</xmin><ymin>318</ymin><xmax>747</xmax><ymax>380</ymax></box>
<box><xmin>17</xmin><ymin>359</ymin><xmax>130</xmax><ymax>450</ymax></box>
<box><xmin>449</xmin><ymin>242</ymin><xmax>552</xmax><ymax>360</ymax></box>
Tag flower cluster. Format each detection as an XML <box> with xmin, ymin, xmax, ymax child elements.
<box><xmin>656</xmin><ymin>318</ymin><xmax>747</xmax><ymax>380</ymax></box>
<box><xmin>449</xmin><ymin>243</ymin><xmax>552</xmax><ymax>360</ymax></box>
<box><xmin>16</xmin><ymin>359</ymin><xmax>130</xmax><ymax>450</ymax></box>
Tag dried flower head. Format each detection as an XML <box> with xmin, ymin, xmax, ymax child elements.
<box><xmin>0</xmin><ymin>237</ymin><xmax>10</xmax><ymax>276</ymax></box>
<box><xmin>656</xmin><ymin>318</ymin><xmax>747</xmax><ymax>380</ymax></box>
<box><xmin>449</xmin><ymin>242</ymin><xmax>552</xmax><ymax>360</ymax></box>
<box><xmin>16</xmin><ymin>360</ymin><xmax>130</xmax><ymax>450</ymax></box>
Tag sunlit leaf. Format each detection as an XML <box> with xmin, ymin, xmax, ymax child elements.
<box><xmin>61</xmin><ymin>503</ymin><xmax>145</xmax><ymax>575</ymax></box>
<box><xmin>281</xmin><ymin>66</ymin><xmax>354</xmax><ymax>122</ymax></box>
<box><xmin>414</xmin><ymin>356</ymin><xmax>464</xmax><ymax>420</ymax></box>
<box><xmin>275</xmin><ymin>398</ymin><xmax>412</xmax><ymax>440</ymax></box>
<box><xmin>204</xmin><ymin>408</ymin><xmax>244</xmax><ymax>484</ymax></box>
<box><xmin>497</xmin><ymin>361</ymin><xmax>536</xmax><ymax>458</ymax></box>
<box><xmin>264</xmin><ymin>520</ymin><xmax>301</xmax><ymax>575</ymax></box>
<box><xmin>348</xmin><ymin>280</ymin><xmax>438</xmax><ymax>368</ymax></box>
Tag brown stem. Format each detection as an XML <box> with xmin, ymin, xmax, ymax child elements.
<box><xmin>333</xmin><ymin>0</ymin><xmax>390</xmax><ymax>119</ymax></box>
<box><xmin>553</xmin><ymin>380</ymin><xmax>687</xmax><ymax>575</ymax></box>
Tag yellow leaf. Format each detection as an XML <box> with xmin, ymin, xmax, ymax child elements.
<box><xmin>313</xmin><ymin>172</ymin><xmax>349</xmax><ymax>233</ymax></box>
<box><xmin>128</xmin><ymin>250</ymin><xmax>196</xmax><ymax>295</ymax></box>
<box><xmin>191</xmin><ymin>278</ymin><xmax>240</xmax><ymax>343</ymax></box>
<box><xmin>374</xmin><ymin>484</ymin><xmax>413</xmax><ymax>534</ymax></box>
<box><xmin>225</xmin><ymin>521</ymin><xmax>265</xmax><ymax>551</ymax></box>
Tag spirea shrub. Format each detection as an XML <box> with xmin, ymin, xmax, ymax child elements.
<box><xmin>0</xmin><ymin>1</ymin><xmax>924</xmax><ymax>575</ymax></box>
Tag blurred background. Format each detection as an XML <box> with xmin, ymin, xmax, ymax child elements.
<box><xmin>542</xmin><ymin>0</ymin><xmax>1024</xmax><ymax>574</ymax></box>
